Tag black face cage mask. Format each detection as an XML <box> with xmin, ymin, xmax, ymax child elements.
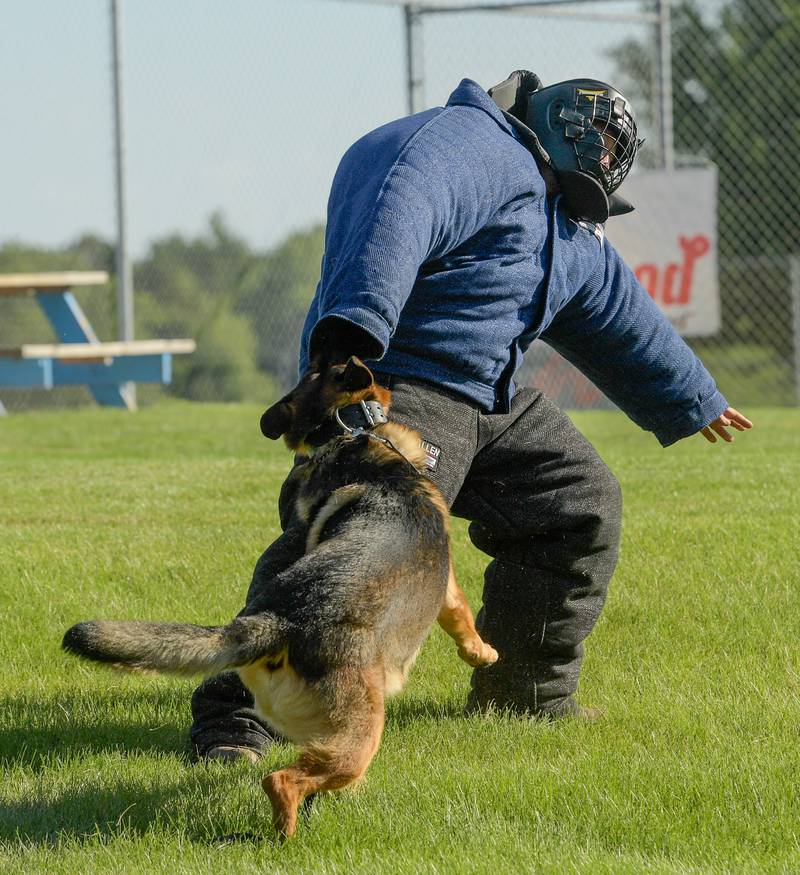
<box><xmin>488</xmin><ymin>71</ymin><xmax>642</xmax><ymax>221</ymax></box>
<box><xmin>569</xmin><ymin>90</ymin><xmax>641</xmax><ymax>195</ymax></box>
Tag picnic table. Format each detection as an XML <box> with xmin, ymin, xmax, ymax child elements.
<box><xmin>0</xmin><ymin>271</ymin><xmax>195</xmax><ymax>412</ymax></box>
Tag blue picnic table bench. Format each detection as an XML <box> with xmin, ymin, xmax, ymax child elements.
<box><xmin>0</xmin><ymin>271</ymin><xmax>195</xmax><ymax>413</ymax></box>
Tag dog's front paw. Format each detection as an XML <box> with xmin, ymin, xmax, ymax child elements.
<box><xmin>457</xmin><ymin>640</ymin><xmax>499</xmax><ymax>668</ymax></box>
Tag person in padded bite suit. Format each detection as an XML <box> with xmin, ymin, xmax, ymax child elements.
<box><xmin>190</xmin><ymin>71</ymin><xmax>752</xmax><ymax>762</ymax></box>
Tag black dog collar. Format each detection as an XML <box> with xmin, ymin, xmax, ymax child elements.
<box><xmin>308</xmin><ymin>399</ymin><xmax>422</xmax><ymax>474</ymax></box>
<box><xmin>335</xmin><ymin>400</ymin><xmax>388</xmax><ymax>432</ymax></box>
<box><xmin>304</xmin><ymin>400</ymin><xmax>389</xmax><ymax>448</ymax></box>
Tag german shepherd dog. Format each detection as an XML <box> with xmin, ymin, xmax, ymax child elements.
<box><xmin>62</xmin><ymin>357</ymin><xmax>497</xmax><ymax>838</ymax></box>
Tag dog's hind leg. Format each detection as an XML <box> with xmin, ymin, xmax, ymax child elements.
<box><xmin>438</xmin><ymin>561</ymin><xmax>499</xmax><ymax>668</ymax></box>
<box><xmin>261</xmin><ymin>667</ymin><xmax>385</xmax><ymax>838</ymax></box>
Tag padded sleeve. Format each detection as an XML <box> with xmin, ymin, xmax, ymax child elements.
<box><xmin>542</xmin><ymin>240</ymin><xmax>728</xmax><ymax>446</ymax></box>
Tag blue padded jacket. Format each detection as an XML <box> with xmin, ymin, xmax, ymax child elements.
<box><xmin>299</xmin><ymin>79</ymin><xmax>728</xmax><ymax>446</ymax></box>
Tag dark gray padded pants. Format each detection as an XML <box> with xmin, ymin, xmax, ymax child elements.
<box><xmin>190</xmin><ymin>377</ymin><xmax>621</xmax><ymax>754</ymax></box>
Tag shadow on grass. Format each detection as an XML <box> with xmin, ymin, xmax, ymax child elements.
<box><xmin>2</xmin><ymin>691</ymin><xmax>469</xmax><ymax>769</ymax></box>
<box><xmin>0</xmin><ymin>691</ymin><xmax>467</xmax><ymax>848</ymax></box>
<box><xmin>0</xmin><ymin>771</ymin><xmax>280</xmax><ymax>848</ymax></box>
<box><xmin>0</xmin><ymin>688</ymin><xmax>192</xmax><ymax>769</ymax></box>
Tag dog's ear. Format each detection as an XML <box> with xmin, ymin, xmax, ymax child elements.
<box><xmin>260</xmin><ymin>400</ymin><xmax>294</xmax><ymax>439</ymax></box>
<box><xmin>307</xmin><ymin>352</ymin><xmax>327</xmax><ymax>374</ymax></box>
<box><xmin>340</xmin><ymin>357</ymin><xmax>373</xmax><ymax>392</ymax></box>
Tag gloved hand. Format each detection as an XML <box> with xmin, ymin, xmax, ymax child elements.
<box><xmin>308</xmin><ymin>316</ymin><xmax>380</xmax><ymax>370</ymax></box>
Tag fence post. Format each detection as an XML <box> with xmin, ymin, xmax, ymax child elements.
<box><xmin>110</xmin><ymin>0</ymin><xmax>136</xmax><ymax>407</ymax></box>
<box><xmin>657</xmin><ymin>0</ymin><xmax>674</xmax><ymax>170</ymax></box>
<box><xmin>404</xmin><ymin>4</ymin><xmax>424</xmax><ymax>115</ymax></box>
<box><xmin>791</xmin><ymin>256</ymin><xmax>800</xmax><ymax>406</ymax></box>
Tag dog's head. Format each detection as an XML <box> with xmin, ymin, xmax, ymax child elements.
<box><xmin>260</xmin><ymin>357</ymin><xmax>391</xmax><ymax>452</ymax></box>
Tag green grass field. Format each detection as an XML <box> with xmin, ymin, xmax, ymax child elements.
<box><xmin>1</xmin><ymin>403</ymin><xmax>798</xmax><ymax>874</ymax></box>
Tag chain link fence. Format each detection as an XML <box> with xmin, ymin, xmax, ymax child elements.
<box><xmin>2</xmin><ymin>0</ymin><xmax>798</xmax><ymax>414</ymax></box>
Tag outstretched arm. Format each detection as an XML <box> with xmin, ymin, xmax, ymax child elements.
<box><xmin>542</xmin><ymin>239</ymin><xmax>751</xmax><ymax>447</ymax></box>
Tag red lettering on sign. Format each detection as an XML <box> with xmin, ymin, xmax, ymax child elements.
<box><xmin>634</xmin><ymin>234</ymin><xmax>711</xmax><ymax>306</ymax></box>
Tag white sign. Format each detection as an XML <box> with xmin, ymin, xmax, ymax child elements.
<box><xmin>606</xmin><ymin>167</ymin><xmax>720</xmax><ymax>337</ymax></box>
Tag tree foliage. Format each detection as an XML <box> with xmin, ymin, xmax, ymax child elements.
<box><xmin>237</xmin><ymin>225</ymin><xmax>325</xmax><ymax>391</ymax></box>
<box><xmin>612</xmin><ymin>0</ymin><xmax>799</xmax><ymax>258</ymax></box>
<box><xmin>609</xmin><ymin>0</ymin><xmax>799</xmax><ymax>397</ymax></box>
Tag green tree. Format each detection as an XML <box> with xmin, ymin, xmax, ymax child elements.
<box><xmin>612</xmin><ymin>0</ymin><xmax>799</xmax><ymax>258</ymax></box>
<box><xmin>134</xmin><ymin>214</ymin><xmax>273</xmax><ymax>402</ymax></box>
<box><xmin>610</xmin><ymin>0</ymin><xmax>799</xmax><ymax>403</ymax></box>
<box><xmin>238</xmin><ymin>224</ymin><xmax>325</xmax><ymax>392</ymax></box>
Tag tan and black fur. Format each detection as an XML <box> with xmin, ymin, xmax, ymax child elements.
<box><xmin>63</xmin><ymin>357</ymin><xmax>497</xmax><ymax>838</ymax></box>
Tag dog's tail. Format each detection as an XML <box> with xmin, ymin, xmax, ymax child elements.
<box><xmin>62</xmin><ymin>614</ymin><xmax>286</xmax><ymax>676</ymax></box>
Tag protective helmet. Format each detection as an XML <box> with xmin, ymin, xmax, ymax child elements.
<box><xmin>488</xmin><ymin>71</ymin><xmax>643</xmax><ymax>222</ymax></box>
<box><xmin>526</xmin><ymin>78</ymin><xmax>642</xmax><ymax>195</ymax></box>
